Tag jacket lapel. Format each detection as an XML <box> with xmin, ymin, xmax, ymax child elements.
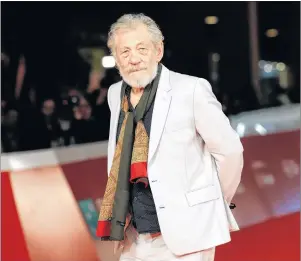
<box><xmin>107</xmin><ymin>83</ymin><xmax>122</xmax><ymax>174</ymax></box>
<box><xmin>108</xmin><ymin>65</ymin><xmax>172</xmax><ymax>172</ymax></box>
<box><xmin>148</xmin><ymin>65</ymin><xmax>172</xmax><ymax>163</ymax></box>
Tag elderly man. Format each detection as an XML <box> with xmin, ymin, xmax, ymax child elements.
<box><xmin>97</xmin><ymin>13</ymin><xmax>244</xmax><ymax>261</ymax></box>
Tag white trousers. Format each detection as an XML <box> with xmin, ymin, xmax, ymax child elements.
<box><xmin>119</xmin><ymin>227</ymin><xmax>215</xmax><ymax>261</ymax></box>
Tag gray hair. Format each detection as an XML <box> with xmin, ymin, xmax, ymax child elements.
<box><xmin>107</xmin><ymin>13</ymin><xmax>164</xmax><ymax>55</ymax></box>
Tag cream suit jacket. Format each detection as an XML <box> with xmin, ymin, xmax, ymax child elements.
<box><xmin>106</xmin><ymin>65</ymin><xmax>244</xmax><ymax>256</ymax></box>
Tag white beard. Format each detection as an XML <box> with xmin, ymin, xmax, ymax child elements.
<box><xmin>121</xmin><ymin>63</ymin><xmax>158</xmax><ymax>88</ymax></box>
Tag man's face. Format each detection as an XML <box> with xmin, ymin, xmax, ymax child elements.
<box><xmin>42</xmin><ymin>100</ymin><xmax>55</xmax><ymax>116</ymax></box>
<box><xmin>114</xmin><ymin>24</ymin><xmax>163</xmax><ymax>88</ymax></box>
<box><xmin>5</xmin><ymin>110</ymin><xmax>18</xmax><ymax>127</ymax></box>
<box><xmin>79</xmin><ymin>98</ymin><xmax>92</xmax><ymax>120</ymax></box>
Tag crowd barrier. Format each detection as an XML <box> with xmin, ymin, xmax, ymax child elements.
<box><xmin>1</xmin><ymin>105</ymin><xmax>300</xmax><ymax>261</ymax></box>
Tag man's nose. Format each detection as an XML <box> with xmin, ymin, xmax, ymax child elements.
<box><xmin>129</xmin><ymin>52</ymin><xmax>141</xmax><ymax>65</ymax></box>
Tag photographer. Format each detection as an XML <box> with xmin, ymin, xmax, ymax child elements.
<box><xmin>70</xmin><ymin>95</ymin><xmax>102</xmax><ymax>144</ymax></box>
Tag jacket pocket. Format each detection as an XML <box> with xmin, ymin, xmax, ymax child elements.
<box><xmin>185</xmin><ymin>185</ymin><xmax>219</xmax><ymax>207</ymax></box>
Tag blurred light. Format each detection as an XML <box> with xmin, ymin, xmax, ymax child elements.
<box><xmin>102</xmin><ymin>56</ymin><xmax>115</xmax><ymax>68</ymax></box>
<box><xmin>256</xmin><ymin>174</ymin><xmax>275</xmax><ymax>187</ymax></box>
<box><xmin>9</xmin><ymin>158</ymin><xmax>25</xmax><ymax>170</ymax></box>
<box><xmin>255</xmin><ymin>124</ymin><xmax>267</xmax><ymax>135</ymax></box>
<box><xmin>281</xmin><ymin>159</ymin><xmax>300</xmax><ymax>179</ymax></box>
<box><xmin>236</xmin><ymin>123</ymin><xmax>245</xmax><ymax>137</ymax></box>
<box><xmin>272</xmin><ymin>62</ymin><xmax>277</xmax><ymax>68</ymax></box>
<box><xmin>258</xmin><ymin>60</ymin><xmax>265</xmax><ymax>69</ymax></box>
<box><xmin>278</xmin><ymin>94</ymin><xmax>291</xmax><ymax>104</ymax></box>
<box><xmin>251</xmin><ymin>160</ymin><xmax>267</xmax><ymax>169</ymax></box>
<box><xmin>266</xmin><ymin>29</ymin><xmax>278</xmax><ymax>38</ymax></box>
<box><xmin>205</xmin><ymin>16</ymin><xmax>218</xmax><ymax>25</ymax></box>
<box><xmin>211</xmin><ymin>72</ymin><xmax>218</xmax><ymax>81</ymax></box>
<box><xmin>263</xmin><ymin>64</ymin><xmax>273</xmax><ymax>73</ymax></box>
<box><xmin>276</xmin><ymin>62</ymin><xmax>286</xmax><ymax>71</ymax></box>
<box><xmin>212</xmin><ymin>53</ymin><xmax>220</xmax><ymax>62</ymax></box>
<box><xmin>279</xmin><ymin>70</ymin><xmax>289</xmax><ymax>89</ymax></box>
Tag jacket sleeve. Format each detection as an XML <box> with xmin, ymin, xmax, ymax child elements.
<box><xmin>193</xmin><ymin>78</ymin><xmax>244</xmax><ymax>203</ymax></box>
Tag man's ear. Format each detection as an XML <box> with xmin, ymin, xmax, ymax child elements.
<box><xmin>155</xmin><ymin>42</ymin><xmax>164</xmax><ymax>62</ymax></box>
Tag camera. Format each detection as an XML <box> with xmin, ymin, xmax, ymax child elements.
<box><xmin>60</xmin><ymin>95</ymin><xmax>80</xmax><ymax>121</ymax></box>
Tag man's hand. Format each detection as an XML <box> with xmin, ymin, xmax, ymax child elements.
<box><xmin>113</xmin><ymin>214</ymin><xmax>132</xmax><ymax>254</ymax></box>
<box><xmin>73</xmin><ymin>107</ymin><xmax>82</xmax><ymax>120</ymax></box>
<box><xmin>113</xmin><ymin>240</ymin><xmax>125</xmax><ymax>254</ymax></box>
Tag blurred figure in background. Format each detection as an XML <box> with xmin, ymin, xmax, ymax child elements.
<box><xmin>19</xmin><ymin>96</ymin><xmax>61</xmax><ymax>151</ymax></box>
<box><xmin>71</xmin><ymin>95</ymin><xmax>102</xmax><ymax>144</ymax></box>
<box><xmin>57</xmin><ymin>88</ymin><xmax>82</xmax><ymax>146</ymax></box>
<box><xmin>1</xmin><ymin>103</ymin><xmax>20</xmax><ymax>152</ymax></box>
<box><xmin>40</xmin><ymin>98</ymin><xmax>61</xmax><ymax>148</ymax></box>
<box><xmin>18</xmin><ymin>86</ymin><xmax>43</xmax><ymax>151</ymax></box>
<box><xmin>1</xmin><ymin>100</ymin><xmax>7</xmax><ymax>123</ymax></box>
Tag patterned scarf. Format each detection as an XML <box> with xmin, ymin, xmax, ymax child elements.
<box><xmin>96</xmin><ymin>64</ymin><xmax>162</xmax><ymax>241</ymax></box>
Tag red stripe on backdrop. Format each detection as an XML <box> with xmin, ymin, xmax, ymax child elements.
<box><xmin>62</xmin><ymin>158</ymin><xmax>108</xmax><ymax>201</ymax></box>
<box><xmin>1</xmin><ymin>172</ymin><xmax>30</xmax><ymax>261</ymax></box>
<box><xmin>241</xmin><ymin>131</ymin><xmax>300</xmax><ymax>217</ymax></box>
<box><xmin>216</xmin><ymin>212</ymin><xmax>300</xmax><ymax>261</ymax></box>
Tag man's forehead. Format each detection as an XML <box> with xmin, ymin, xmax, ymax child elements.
<box><xmin>44</xmin><ymin>100</ymin><xmax>55</xmax><ymax>106</ymax></box>
<box><xmin>115</xmin><ymin>25</ymin><xmax>152</xmax><ymax>46</ymax></box>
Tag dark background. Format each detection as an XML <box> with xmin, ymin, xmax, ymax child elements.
<box><xmin>1</xmin><ymin>1</ymin><xmax>300</xmax><ymax>110</ymax></box>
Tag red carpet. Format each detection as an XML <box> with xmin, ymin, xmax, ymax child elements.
<box><xmin>216</xmin><ymin>212</ymin><xmax>300</xmax><ymax>261</ymax></box>
<box><xmin>1</xmin><ymin>130</ymin><xmax>299</xmax><ymax>261</ymax></box>
<box><xmin>1</xmin><ymin>172</ymin><xmax>30</xmax><ymax>261</ymax></box>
